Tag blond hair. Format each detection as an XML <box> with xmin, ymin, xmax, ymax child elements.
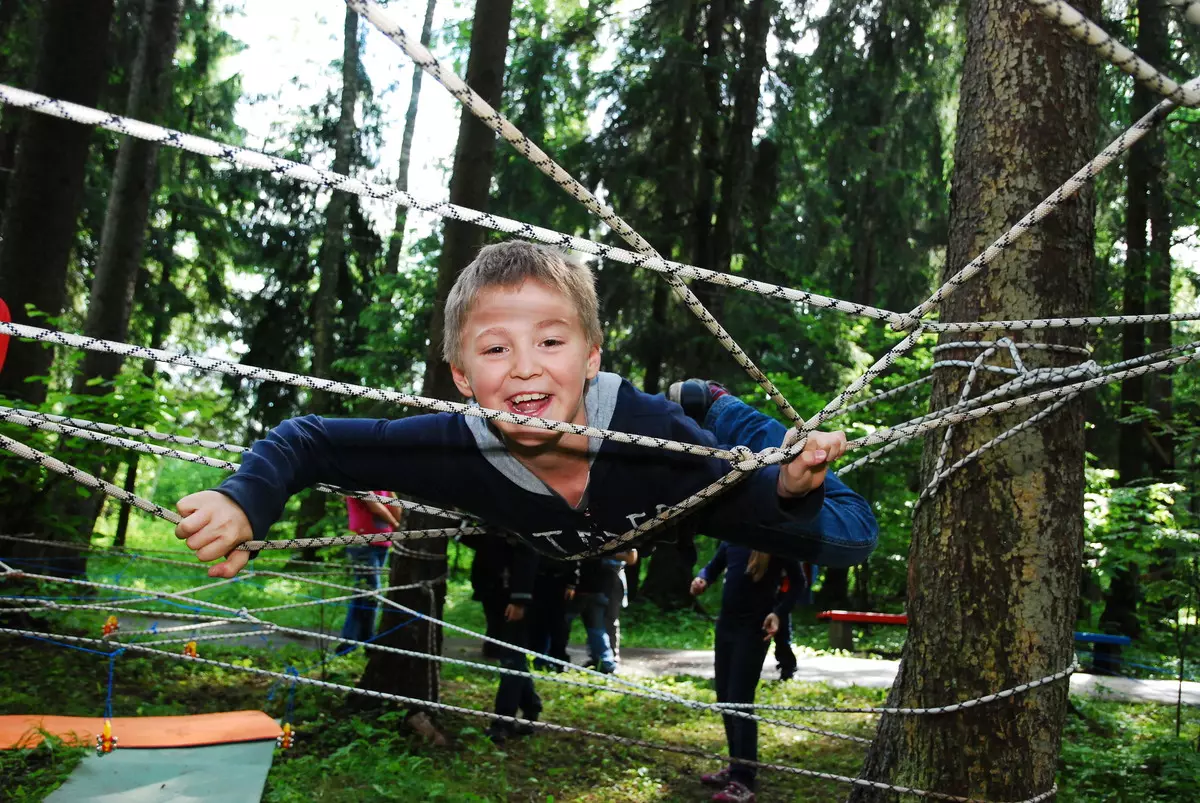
<box><xmin>745</xmin><ymin>551</ymin><xmax>771</xmax><ymax>583</ymax></box>
<box><xmin>442</xmin><ymin>241</ymin><xmax>603</xmax><ymax>365</ymax></box>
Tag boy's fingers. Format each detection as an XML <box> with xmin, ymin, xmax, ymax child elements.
<box><xmin>193</xmin><ymin>534</ymin><xmax>236</xmax><ymax>562</ymax></box>
<box><xmin>175</xmin><ymin>508</ymin><xmax>211</xmax><ymax>539</ymax></box>
<box><xmin>208</xmin><ymin>550</ymin><xmax>250</xmax><ymax>579</ymax></box>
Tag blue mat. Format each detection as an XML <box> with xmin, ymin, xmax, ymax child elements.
<box><xmin>46</xmin><ymin>740</ymin><xmax>277</xmax><ymax>802</ymax></box>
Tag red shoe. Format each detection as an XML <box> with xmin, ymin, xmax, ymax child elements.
<box><xmin>711</xmin><ymin>781</ymin><xmax>756</xmax><ymax>802</ymax></box>
<box><xmin>700</xmin><ymin>767</ymin><xmax>731</xmax><ymax>787</ymax></box>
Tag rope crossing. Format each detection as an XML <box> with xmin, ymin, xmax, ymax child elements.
<box><xmin>0</xmin><ymin>1</ymin><xmax>1196</xmax><ymax>801</ymax></box>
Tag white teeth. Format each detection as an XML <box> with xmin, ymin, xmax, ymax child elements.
<box><xmin>511</xmin><ymin>393</ymin><xmax>549</xmax><ymax>404</ymax></box>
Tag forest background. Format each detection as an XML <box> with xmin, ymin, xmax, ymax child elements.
<box><xmin>0</xmin><ymin>0</ymin><xmax>1198</xmax><ymax>800</ymax></box>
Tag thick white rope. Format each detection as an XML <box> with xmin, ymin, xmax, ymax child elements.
<box><xmin>1027</xmin><ymin>0</ymin><xmax>1200</xmax><ymax>106</ymax></box>
<box><xmin>0</xmin><ymin>625</ymin><xmax>1058</xmax><ymax>803</ymax></box>
<box><xmin>348</xmin><ymin>0</ymin><xmax>805</xmax><ymax>424</ymax></box>
<box><xmin>0</xmin><ymin>84</ymin><xmax>904</xmax><ymax>326</ymax></box>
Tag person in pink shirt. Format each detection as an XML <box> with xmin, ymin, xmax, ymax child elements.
<box><xmin>339</xmin><ymin>491</ymin><xmax>401</xmax><ymax>648</ymax></box>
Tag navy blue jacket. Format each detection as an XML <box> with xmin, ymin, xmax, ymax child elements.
<box><xmin>217</xmin><ymin>378</ymin><xmax>824</xmax><ymax>560</ymax></box>
<box><xmin>700</xmin><ymin>542</ymin><xmax>803</xmax><ymax>626</ymax></box>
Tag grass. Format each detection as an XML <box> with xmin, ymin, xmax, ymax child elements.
<box><xmin>3</xmin><ymin>517</ymin><xmax>1199</xmax><ymax>801</ymax></box>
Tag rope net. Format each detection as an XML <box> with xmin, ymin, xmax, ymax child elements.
<box><xmin>0</xmin><ymin>1</ymin><xmax>1196</xmax><ymax>801</ymax></box>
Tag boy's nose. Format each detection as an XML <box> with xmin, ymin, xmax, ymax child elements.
<box><xmin>510</xmin><ymin>347</ymin><xmax>542</xmax><ymax>378</ymax></box>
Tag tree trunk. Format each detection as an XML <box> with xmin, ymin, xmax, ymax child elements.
<box><xmin>359</xmin><ymin>0</ymin><xmax>514</xmax><ymax>710</ymax></box>
<box><xmin>1141</xmin><ymin>0</ymin><xmax>1173</xmax><ymax>479</ymax></box>
<box><xmin>0</xmin><ymin>0</ymin><xmax>116</xmax><ymax>407</ymax></box>
<box><xmin>382</xmin><ymin>0</ymin><xmax>437</xmax><ymax>275</ymax></box>
<box><xmin>850</xmin><ymin>2</ymin><xmax>1098</xmax><ymax>799</ymax></box>
<box><xmin>292</xmin><ymin>6</ymin><xmax>361</xmax><ymax>557</ymax></box>
<box><xmin>39</xmin><ymin>0</ymin><xmax>183</xmax><ymax>546</ymax></box>
<box><xmin>0</xmin><ymin>0</ymin><xmax>116</xmax><ymax>535</ymax></box>
<box><xmin>710</xmin><ymin>0</ymin><xmax>771</xmax><ymax>280</ymax></box>
<box><xmin>1099</xmin><ymin>0</ymin><xmax>1165</xmax><ymax>668</ymax></box>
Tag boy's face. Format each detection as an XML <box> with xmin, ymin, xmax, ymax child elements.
<box><xmin>451</xmin><ymin>279</ymin><xmax>601</xmax><ymax>449</ymax></box>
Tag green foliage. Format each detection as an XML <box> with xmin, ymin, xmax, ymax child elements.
<box><xmin>0</xmin><ymin>735</ymin><xmax>89</xmax><ymax>802</ymax></box>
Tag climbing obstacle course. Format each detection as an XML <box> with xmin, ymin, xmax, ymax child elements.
<box><xmin>1</xmin><ymin>1</ymin><xmax>1199</xmax><ymax>801</ymax></box>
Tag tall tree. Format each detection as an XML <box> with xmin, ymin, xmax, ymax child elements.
<box><xmin>382</xmin><ymin>0</ymin><xmax>436</xmax><ymax>275</ymax></box>
<box><xmin>358</xmin><ymin>0</ymin><xmax>515</xmax><ymax>724</ymax></box>
<box><xmin>0</xmin><ymin>0</ymin><xmax>116</xmax><ymax>408</ymax></box>
<box><xmin>851</xmin><ymin>0</ymin><xmax>1099</xmax><ymax>799</ymax></box>
<box><xmin>1099</xmin><ymin>0</ymin><xmax>1169</xmax><ymax>666</ymax></box>
<box><xmin>290</xmin><ymin>5</ymin><xmax>362</xmax><ymax>555</ymax></box>
<box><xmin>36</xmin><ymin>0</ymin><xmax>184</xmax><ymax>545</ymax></box>
<box><xmin>0</xmin><ymin>0</ymin><xmax>116</xmax><ymax>535</ymax></box>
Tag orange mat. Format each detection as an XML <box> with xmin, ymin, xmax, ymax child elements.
<box><xmin>0</xmin><ymin>710</ymin><xmax>282</xmax><ymax>749</ymax></box>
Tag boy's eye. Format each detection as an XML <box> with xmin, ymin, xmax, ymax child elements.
<box><xmin>483</xmin><ymin>346</ymin><xmax>507</xmax><ymax>355</ymax></box>
<box><xmin>542</xmin><ymin>337</ymin><xmax>564</xmax><ymax>347</ymax></box>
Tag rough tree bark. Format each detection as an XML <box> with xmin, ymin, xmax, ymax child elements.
<box><xmin>357</xmin><ymin>0</ymin><xmax>514</xmax><ymax>715</ymax></box>
<box><xmin>382</xmin><ymin>0</ymin><xmax>437</xmax><ymax>275</ymax></box>
<box><xmin>850</xmin><ymin>2</ymin><xmax>1098</xmax><ymax>800</ymax></box>
<box><xmin>0</xmin><ymin>0</ymin><xmax>116</xmax><ymax>535</ymax></box>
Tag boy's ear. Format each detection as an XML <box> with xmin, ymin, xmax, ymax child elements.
<box><xmin>450</xmin><ymin>363</ymin><xmax>474</xmax><ymax>399</ymax></box>
<box><xmin>585</xmin><ymin>343</ymin><xmax>601</xmax><ymax>379</ymax></box>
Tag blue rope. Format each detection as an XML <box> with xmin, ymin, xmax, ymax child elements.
<box><xmin>103</xmin><ymin>648</ymin><xmax>126</xmax><ymax>719</ymax></box>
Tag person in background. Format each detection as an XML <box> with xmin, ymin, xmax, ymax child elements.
<box><xmin>339</xmin><ymin>491</ymin><xmax>401</xmax><ymax>649</ymax></box>
<box><xmin>486</xmin><ymin>537</ymin><xmax>540</xmax><ymax>743</ymax></box>
<box><xmin>463</xmin><ymin>531</ymin><xmax>512</xmax><ymax>660</ymax></box>
<box><xmin>772</xmin><ymin>561</ymin><xmax>816</xmax><ymax>681</ymax></box>
<box><xmin>690</xmin><ymin>543</ymin><xmax>802</xmax><ymax>803</ymax></box>
<box><xmin>592</xmin><ymin>548</ymin><xmax>637</xmax><ymax>671</ymax></box>
<box><xmin>530</xmin><ymin>558</ymin><xmax>577</xmax><ymax>671</ymax></box>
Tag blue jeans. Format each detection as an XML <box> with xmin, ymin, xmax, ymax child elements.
<box><xmin>339</xmin><ymin>546</ymin><xmax>387</xmax><ymax>644</ymax></box>
<box><xmin>581</xmin><ymin>591</ymin><xmax>617</xmax><ymax>672</ymax></box>
<box><xmin>705</xmin><ymin>396</ymin><xmax>878</xmax><ymax>568</ymax></box>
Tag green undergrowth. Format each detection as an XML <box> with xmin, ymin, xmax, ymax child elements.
<box><xmin>3</xmin><ymin>628</ymin><xmax>1198</xmax><ymax>802</ymax></box>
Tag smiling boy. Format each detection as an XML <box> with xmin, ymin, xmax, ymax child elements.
<box><xmin>176</xmin><ymin>242</ymin><xmax>874</xmax><ymax>578</ymax></box>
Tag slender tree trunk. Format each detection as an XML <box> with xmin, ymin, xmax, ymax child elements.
<box><xmin>690</xmin><ymin>0</ymin><xmax>727</xmax><ymax>279</ymax></box>
<box><xmin>1141</xmin><ymin>0</ymin><xmax>1173</xmax><ymax>479</ymax></box>
<box><xmin>710</xmin><ymin>0</ymin><xmax>771</xmax><ymax>280</ymax></box>
<box><xmin>850</xmin><ymin>2</ymin><xmax>1098</xmax><ymax>799</ymax></box>
<box><xmin>0</xmin><ymin>0</ymin><xmax>116</xmax><ymax>407</ymax></box>
<box><xmin>291</xmin><ymin>6</ymin><xmax>361</xmax><ymax>556</ymax></box>
<box><xmin>383</xmin><ymin>0</ymin><xmax>437</xmax><ymax>275</ymax></box>
<box><xmin>359</xmin><ymin>0</ymin><xmax>514</xmax><ymax>712</ymax></box>
<box><xmin>38</xmin><ymin>0</ymin><xmax>183</xmax><ymax>550</ymax></box>
<box><xmin>0</xmin><ymin>0</ymin><xmax>116</xmax><ymax>536</ymax></box>
<box><xmin>1099</xmin><ymin>0</ymin><xmax>1164</xmax><ymax>668</ymax></box>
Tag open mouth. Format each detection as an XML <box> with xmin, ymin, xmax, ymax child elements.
<box><xmin>508</xmin><ymin>392</ymin><xmax>552</xmax><ymax>417</ymax></box>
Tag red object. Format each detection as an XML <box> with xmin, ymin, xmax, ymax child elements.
<box><xmin>816</xmin><ymin>610</ymin><xmax>908</xmax><ymax>625</ymax></box>
<box><xmin>346</xmin><ymin>491</ymin><xmax>396</xmax><ymax>547</ymax></box>
<box><xmin>0</xmin><ymin>297</ymin><xmax>10</xmax><ymax>376</ymax></box>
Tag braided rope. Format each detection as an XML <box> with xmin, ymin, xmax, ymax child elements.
<box><xmin>0</xmin><ymin>321</ymin><xmax>741</xmax><ymax>462</ymax></box>
<box><xmin>348</xmin><ymin>0</ymin><xmax>806</xmax><ymax>425</ymax></box>
<box><xmin>1027</xmin><ymin>0</ymin><xmax>1200</xmax><ymax>106</ymax></box>
<box><xmin>900</xmin><ymin>83</ymin><xmax>1194</xmax><ymax>326</ymax></box>
<box><xmin>0</xmin><ymin>625</ymin><xmax>1058</xmax><ymax>803</ymax></box>
<box><xmin>931</xmin><ymin>341</ymin><xmax>1092</xmax><ymax>357</ymax></box>
<box><xmin>0</xmin><ymin>405</ymin><xmax>469</xmax><ymax>522</ymax></box>
<box><xmin>0</xmin><ymin>83</ymin><xmax>904</xmax><ymax>328</ymax></box>
<box><xmin>0</xmin><ymin>432</ymin><xmax>481</xmax><ymax>550</ymax></box>
<box><xmin>925</xmin><ymin>310</ymin><xmax>1200</xmax><ymax>333</ymax></box>
<box><xmin>1165</xmin><ymin>0</ymin><xmax>1200</xmax><ymax>27</ymax></box>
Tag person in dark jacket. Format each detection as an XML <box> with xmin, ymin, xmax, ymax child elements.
<box><xmin>530</xmin><ymin>557</ymin><xmax>577</xmax><ymax>671</ymax></box>
<box><xmin>483</xmin><ymin>534</ymin><xmax>541</xmax><ymax>743</ymax></box>
<box><xmin>690</xmin><ymin>544</ymin><xmax>802</xmax><ymax>803</ymax></box>
<box><xmin>462</xmin><ymin>531</ymin><xmax>512</xmax><ymax>660</ymax></box>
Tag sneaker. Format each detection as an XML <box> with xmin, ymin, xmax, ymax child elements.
<box><xmin>700</xmin><ymin>767</ymin><xmax>732</xmax><ymax>788</ymax></box>
<box><xmin>667</xmin><ymin>378</ymin><xmax>727</xmax><ymax>424</ymax></box>
<box><xmin>485</xmin><ymin>720</ymin><xmax>512</xmax><ymax>744</ymax></box>
<box><xmin>779</xmin><ymin>664</ymin><xmax>796</xmax><ymax>681</ymax></box>
<box><xmin>711</xmin><ymin>781</ymin><xmax>756</xmax><ymax>802</ymax></box>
